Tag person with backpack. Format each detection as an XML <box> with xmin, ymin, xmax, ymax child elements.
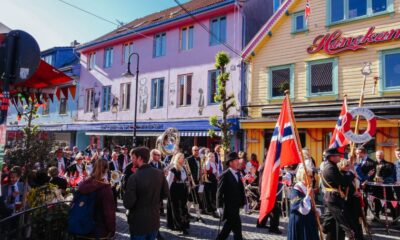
<box><xmin>123</xmin><ymin>147</ymin><xmax>169</xmax><ymax>240</ymax></box>
<box><xmin>69</xmin><ymin>159</ymin><xmax>116</xmax><ymax>239</ymax></box>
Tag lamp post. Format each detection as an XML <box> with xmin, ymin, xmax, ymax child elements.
<box><xmin>122</xmin><ymin>52</ymin><xmax>139</xmax><ymax>148</ymax></box>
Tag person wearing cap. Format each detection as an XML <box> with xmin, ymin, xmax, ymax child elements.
<box><xmin>54</xmin><ymin>148</ymin><xmax>68</xmax><ymax>175</ymax></box>
<box><xmin>216</xmin><ymin>152</ymin><xmax>246</xmax><ymax>240</ymax></box>
<box><xmin>321</xmin><ymin>148</ymin><xmax>354</xmax><ymax>240</ymax></box>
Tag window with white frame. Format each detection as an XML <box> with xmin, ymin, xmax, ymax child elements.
<box><xmin>88</xmin><ymin>52</ymin><xmax>96</xmax><ymax>70</ymax></box>
<box><xmin>381</xmin><ymin>49</ymin><xmax>400</xmax><ymax>90</ymax></box>
<box><xmin>330</xmin><ymin>0</ymin><xmax>391</xmax><ymax>24</ymax></box>
<box><xmin>178</xmin><ymin>74</ymin><xmax>192</xmax><ymax>106</ymax></box>
<box><xmin>104</xmin><ymin>47</ymin><xmax>113</xmax><ymax>68</ymax></box>
<box><xmin>208</xmin><ymin>70</ymin><xmax>220</xmax><ymax>104</ymax></box>
<box><xmin>210</xmin><ymin>16</ymin><xmax>226</xmax><ymax>46</ymax></box>
<box><xmin>123</xmin><ymin>42</ymin><xmax>134</xmax><ymax>64</ymax></box>
<box><xmin>120</xmin><ymin>83</ymin><xmax>131</xmax><ymax>110</ymax></box>
<box><xmin>154</xmin><ymin>32</ymin><xmax>166</xmax><ymax>57</ymax></box>
<box><xmin>181</xmin><ymin>26</ymin><xmax>194</xmax><ymax>51</ymax></box>
<box><xmin>307</xmin><ymin>58</ymin><xmax>338</xmax><ymax>96</ymax></box>
<box><xmin>85</xmin><ymin>88</ymin><xmax>95</xmax><ymax>112</ymax></box>
<box><xmin>102</xmin><ymin>86</ymin><xmax>112</xmax><ymax>111</ymax></box>
<box><xmin>151</xmin><ymin>78</ymin><xmax>164</xmax><ymax>108</ymax></box>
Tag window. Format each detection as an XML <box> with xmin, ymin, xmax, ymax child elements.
<box><xmin>123</xmin><ymin>42</ymin><xmax>133</xmax><ymax>64</ymax></box>
<box><xmin>85</xmin><ymin>88</ymin><xmax>95</xmax><ymax>112</ymax></box>
<box><xmin>208</xmin><ymin>70</ymin><xmax>220</xmax><ymax>104</ymax></box>
<box><xmin>104</xmin><ymin>47</ymin><xmax>113</xmax><ymax>68</ymax></box>
<box><xmin>292</xmin><ymin>11</ymin><xmax>307</xmax><ymax>33</ymax></box>
<box><xmin>59</xmin><ymin>97</ymin><xmax>67</xmax><ymax>115</ymax></box>
<box><xmin>43</xmin><ymin>54</ymin><xmax>54</xmax><ymax>66</ymax></box>
<box><xmin>181</xmin><ymin>26</ymin><xmax>194</xmax><ymax>51</ymax></box>
<box><xmin>151</xmin><ymin>78</ymin><xmax>164</xmax><ymax>108</ymax></box>
<box><xmin>102</xmin><ymin>86</ymin><xmax>112</xmax><ymax>111</ymax></box>
<box><xmin>380</xmin><ymin>49</ymin><xmax>400</xmax><ymax>91</ymax></box>
<box><xmin>269</xmin><ymin>64</ymin><xmax>294</xmax><ymax>99</ymax></box>
<box><xmin>154</xmin><ymin>33</ymin><xmax>166</xmax><ymax>57</ymax></box>
<box><xmin>210</xmin><ymin>16</ymin><xmax>226</xmax><ymax>46</ymax></box>
<box><xmin>329</xmin><ymin>0</ymin><xmax>393</xmax><ymax>24</ymax></box>
<box><xmin>120</xmin><ymin>83</ymin><xmax>131</xmax><ymax>110</ymax></box>
<box><xmin>88</xmin><ymin>52</ymin><xmax>96</xmax><ymax>70</ymax></box>
<box><xmin>42</xmin><ymin>99</ymin><xmax>50</xmax><ymax>115</ymax></box>
<box><xmin>307</xmin><ymin>58</ymin><xmax>338</xmax><ymax>96</ymax></box>
<box><xmin>273</xmin><ymin>0</ymin><xmax>284</xmax><ymax>12</ymax></box>
<box><xmin>178</xmin><ymin>74</ymin><xmax>192</xmax><ymax>106</ymax></box>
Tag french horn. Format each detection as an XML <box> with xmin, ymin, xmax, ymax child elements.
<box><xmin>156</xmin><ymin>128</ymin><xmax>180</xmax><ymax>156</ymax></box>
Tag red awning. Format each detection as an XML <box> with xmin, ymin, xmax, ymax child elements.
<box><xmin>14</xmin><ymin>60</ymin><xmax>72</xmax><ymax>88</ymax></box>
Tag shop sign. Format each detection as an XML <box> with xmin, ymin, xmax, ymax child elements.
<box><xmin>307</xmin><ymin>27</ymin><xmax>400</xmax><ymax>55</ymax></box>
<box><xmin>101</xmin><ymin>123</ymin><xmax>164</xmax><ymax>131</ymax></box>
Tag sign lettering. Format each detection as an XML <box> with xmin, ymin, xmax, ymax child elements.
<box><xmin>307</xmin><ymin>27</ymin><xmax>400</xmax><ymax>55</ymax></box>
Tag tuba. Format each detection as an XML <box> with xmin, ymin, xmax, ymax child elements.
<box><xmin>156</xmin><ymin>128</ymin><xmax>180</xmax><ymax>156</ymax></box>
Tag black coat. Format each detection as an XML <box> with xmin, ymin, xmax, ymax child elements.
<box><xmin>123</xmin><ymin>164</ymin><xmax>169</xmax><ymax>235</ymax></box>
<box><xmin>118</xmin><ymin>154</ymin><xmax>130</xmax><ymax>170</ymax></box>
<box><xmin>149</xmin><ymin>161</ymin><xmax>165</xmax><ymax>171</ymax></box>
<box><xmin>356</xmin><ymin>157</ymin><xmax>377</xmax><ymax>182</ymax></box>
<box><xmin>321</xmin><ymin>160</ymin><xmax>347</xmax><ymax>190</ymax></box>
<box><xmin>376</xmin><ymin>159</ymin><xmax>396</xmax><ymax>183</ymax></box>
<box><xmin>217</xmin><ymin>169</ymin><xmax>245</xmax><ymax>219</ymax></box>
<box><xmin>187</xmin><ymin>155</ymin><xmax>201</xmax><ymax>184</ymax></box>
<box><xmin>109</xmin><ymin>160</ymin><xmax>122</xmax><ymax>172</ymax></box>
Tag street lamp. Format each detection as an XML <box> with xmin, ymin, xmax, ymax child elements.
<box><xmin>122</xmin><ymin>52</ymin><xmax>140</xmax><ymax>148</ymax></box>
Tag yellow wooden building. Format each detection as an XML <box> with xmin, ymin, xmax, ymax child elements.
<box><xmin>241</xmin><ymin>0</ymin><xmax>400</xmax><ymax>164</ymax></box>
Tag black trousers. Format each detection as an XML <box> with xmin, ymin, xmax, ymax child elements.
<box><xmin>258</xmin><ymin>202</ymin><xmax>280</xmax><ymax>230</ymax></box>
<box><xmin>323</xmin><ymin>192</ymin><xmax>353</xmax><ymax>240</ymax></box>
<box><xmin>217</xmin><ymin>207</ymin><xmax>242</xmax><ymax>240</ymax></box>
<box><xmin>204</xmin><ymin>181</ymin><xmax>217</xmax><ymax>212</ymax></box>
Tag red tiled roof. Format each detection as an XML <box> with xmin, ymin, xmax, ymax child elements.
<box><xmin>80</xmin><ymin>0</ymin><xmax>228</xmax><ymax>49</ymax></box>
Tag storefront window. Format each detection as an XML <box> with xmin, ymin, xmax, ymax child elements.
<box><xmin>382</xmin><ymin>49</ymin><xmax>400</xmax><ymax>89</ymax></box>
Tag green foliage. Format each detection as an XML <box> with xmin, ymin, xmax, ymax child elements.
<box><xmin>209</xmin><ymin>51</ymin><xmax>236</xmax><ymax>153</ymax></box>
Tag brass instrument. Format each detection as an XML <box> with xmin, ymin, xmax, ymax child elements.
<box><xmin>110</xmin><ymin>170</ymin><xmax>122</xmax><ymax>189</ymax></box>
<box><xmin>199</xmin><ymin>148</ymin><xmax>210</xmax><ymax>184</ymax></box>
<box><xmin>156</xmin><ymin>128</ymin><xmax>180</xmax><ymax>156</ymax></box>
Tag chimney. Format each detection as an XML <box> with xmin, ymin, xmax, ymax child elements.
<box><xmin>70</xmin><ymin>40</ymin><xmax>80</xmax><ymax>47</ymax></box>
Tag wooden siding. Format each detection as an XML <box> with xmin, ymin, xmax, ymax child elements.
<box><xmin>247</xmin><ymin>0</ymin><xmax>400</xmax><ymax>118</ymax></box>
<box><xmin>245</xmin><ymin>129</ymin><xmax>265</xmax><ymax>163</ymax></box>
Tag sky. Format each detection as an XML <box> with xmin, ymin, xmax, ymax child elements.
<box><xmin>0</xmin><ymin>0</ymin><xmax>189</xmax><ymax>50</ymax></box>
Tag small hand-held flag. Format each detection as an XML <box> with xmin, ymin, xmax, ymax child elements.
<box><xmin>329</xmin><ymin>97</ymin><xmax>349</xmax><ymax>152</ymax></box>
<box><xmin>305</xmin><ymin>0</ymin><xmax>311</xmax><ymax>25</ymax></box>
<box><xmin>258</xmin><ymin>95</ymin><xmax>301</xmax><ymax>222</ymax></box>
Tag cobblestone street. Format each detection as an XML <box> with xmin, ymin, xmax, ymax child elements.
<box><xmin>114</xmin><ymin>202</ymin><xmax>400</xmax><ymax>240</ymax></box>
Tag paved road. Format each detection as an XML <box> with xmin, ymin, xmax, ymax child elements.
<box><xmin>114</xmin><ymin>202</ymin><xmax>400</xmax><ymax>240</ymax></box>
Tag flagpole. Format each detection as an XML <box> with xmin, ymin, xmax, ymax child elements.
<box><xmin>284</xmin><ymin>90</ymin><xmax>324</xmax><ymax>240</ymax></box>
<box><xmin>349</xmin><ymin>63</ymin><xmax>370</xmax><ymax>164</ymax></box>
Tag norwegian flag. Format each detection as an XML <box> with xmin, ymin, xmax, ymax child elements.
<box><xmin>305</xmin><ymin>0</ymin><xmax>311</xmax><ymax>25</ymax></box>
<box><xmin>259</xmin><ymin>95</ymin><xmax>301</xmax><ymax>222</ymax></box>
<box><xmin>329</xmin><ymin>98</ymin><xmax>349</xmax><ymax>151</ymax></box>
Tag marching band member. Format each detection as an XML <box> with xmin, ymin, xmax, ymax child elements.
<box><xmin>149</xmin><ymin>149</ymin><xmax>166</xmax><ymax>217</ymax></box>
<box><xmin>321</xmin><ymin>148</ymin><xmax>354</xmax><ymax>240</ymax></box>
<box><xmin>187</xmin><ymin>146</ymin><xmax>205</xmax><ymax>219</ymax></box>
<box><xmin>288</xmin><ymin>166</ymin><xmax>319</xmax><ymax>240</ymax></box>
<box><xmin>118</xmin><ymin>146</ymin><xmax>130</xmax><ymax>173</ymax></box>
<box><xmin>66</xmin><ymin>153</ymin><xmax>87</xmax><ymax>187</ymax></box>
<box><xmin>338</xmin><ymin>159</ymin><xmax>364</xmax><ymax>240</ymax></box>
<box><xmin>166</xmin><ymin>153</ymin><xmax>190</xmax><ymax>235</ymax></box>
<box><xmin>216</xmin><ymin>152</ymin><xmax>246</xmax><ymax>240</ymax></box>
<box><xmin>204</xmin><ymin>152</ymin><xmax>218</xmax><ymax>218</ymax></box>
<box><xmin>54</xmin><ymin>148</ymin><xmax>68</xmax><ymax>176</ymax></box>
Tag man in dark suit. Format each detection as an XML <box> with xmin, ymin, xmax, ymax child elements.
<box><xmin>149</xmin><ymin>149</ymin><xmax>165</xmax><ymax>171</ymax></box>
<box><xmin>216</xmin><ymin>152</ymin><xmax>246</xmax><ymax>240</ymax></box>
<box><xmin>118</xmin><ymin>146</ymin><xmax>130</xmax><ymax>173</ymax></box>
<box><xmin>54</xmin><ymin>148</ymin><xmax>68</xmax><ymax>175</ymax></box>
<box><xmin>355</xmin><ymin>147</ymin><xmax>376</xmax><ymax>184</ymax></box>
<box><xmin>123</xmin><ymin>147</ymin><xmax>169</xmax><ymax>239</ymax></box>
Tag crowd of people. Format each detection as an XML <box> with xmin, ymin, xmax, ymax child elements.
<box><xmin>1</xmin><ymin>143</ymin><xmax>400</xmax><ymax>240</ymax></box>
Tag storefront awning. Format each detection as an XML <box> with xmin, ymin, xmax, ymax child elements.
<box><xmin>85</xmin><ymin>132</ymin><xmax>160</xmax><ymax>137</ymax></box>
<box><xmin>180</xmin><ymin>131</ymin><xmax>221</xmax><ymax>137</ymax></box>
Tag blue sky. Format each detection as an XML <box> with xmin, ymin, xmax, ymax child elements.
<box><xmin>0</xmin><ymin>0</ymin><xmax>189</xmax><ymax>50</ymax></box>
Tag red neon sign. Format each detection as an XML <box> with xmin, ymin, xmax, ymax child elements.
<box><xmin>307</xmin><ymin>27</ymin><xmax>400</xmax><ymax>55</ymax></box>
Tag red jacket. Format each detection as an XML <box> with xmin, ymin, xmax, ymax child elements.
<box><xmin>78</xmin><ymin>178</ymin><xmax>116</xmax><ymax>238</ymax></box>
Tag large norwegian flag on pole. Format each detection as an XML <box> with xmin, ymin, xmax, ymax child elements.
<box><xmin>329</xmin><ymin>97</ymin><xmax>349</xmax><ymax>151</ymax></box>
<box><xmin>258</xmin><ymin>95</ymin><xmax>302</xmax><ymax>222</ymax></box>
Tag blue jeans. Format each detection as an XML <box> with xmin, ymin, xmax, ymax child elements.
<box><xmin>130</xmin><ymin>231</ymin><xmax>158</xmax><ymax>240</ymax></box>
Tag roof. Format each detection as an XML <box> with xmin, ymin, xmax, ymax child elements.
<box><xmin>41</xmin><ymin>46</ymin><xmax>74</xmax><ymax>56</ymax></box>
<box><xmin>78</xmin><ymin>0</ymin><xmax>233</xmax><ymax>51</ymax></box>
<box><xmin>242</xmin><ymin>0</ymin><xmax>295</xmax><ymax>60</ymax></box>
